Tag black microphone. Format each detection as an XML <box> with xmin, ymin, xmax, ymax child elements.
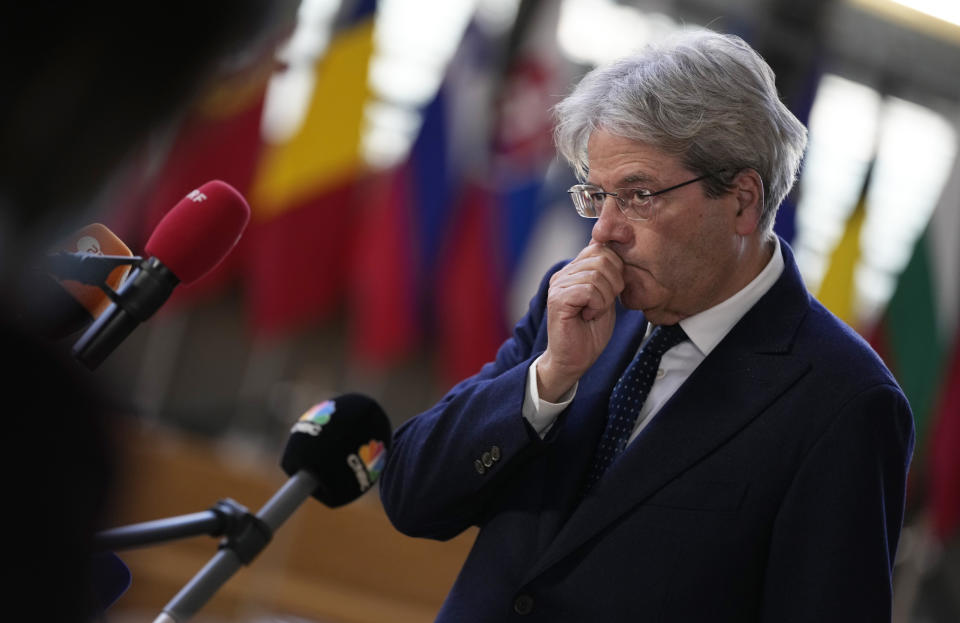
<box><xmin>154</xmin><ymin>394</ymin><xmax>392</xmax><ymax>623</ymax></box>
<box><xmin>280</xmin><ymin>393</ymin><xmax>392</xmax><ymax>507</ymax></box>
<box><xmin>73</xmin><ymin>180</ymin><xmax>250</xmax><ymax>370</ymax></box>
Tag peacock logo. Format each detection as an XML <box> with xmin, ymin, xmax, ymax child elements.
<box><xmin>358</xmin><ymin>440</ymin><xmax>386</xmax><ymax>482</ymax></box>
<box><xmin>290</xmin><ymin>400</ymin><xmax>336</xmax><ymax>436</ymax></box>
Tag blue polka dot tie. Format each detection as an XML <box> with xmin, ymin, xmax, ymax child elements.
<box><xmin>583</xmin><ymin>323</ymin><xmax>689</xmax><ymax>492</ymax></box>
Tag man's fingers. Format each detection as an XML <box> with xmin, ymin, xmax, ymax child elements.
<box><xmin>550</xmin><ymin>270</ymin><xmax>622</xmax><ymax>311</ymax></box>
<box><xmin>549</xmin><ymin>280</ymin><xmax>617</xmax><ymax>323</ymax></box>
<box><xmin>551</xmin><ymin>247</ymin><xmax>625</xmax><ymax>300</ymax></box>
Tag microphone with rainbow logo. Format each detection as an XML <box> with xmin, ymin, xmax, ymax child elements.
<box><xmin>151</xmin><ymin>394</ymin><xmax>393</xmax><ymax>622</ymax></box>
<box><xmin>281</xmin><ymin>393</ymin><xmax>392</xmax><ymax>508</ymax></box>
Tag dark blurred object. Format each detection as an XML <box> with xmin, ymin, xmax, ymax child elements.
<box><xmin>0</xmin><ymin>2</ymin><xmax>296</xmax><ymax>620</ymax></box>
<box><xmin>2</xmin><ymin>322</ymin><xmax>119</xmax><ymax>621</ymax></box>
<box><xmin>0</xmin><ymin>3</ymin><xmax>292</xmax><ymax>245</ymax></box>
<box><xmin>90</xmin><ymin>551</ymin><xmax>133</xmax><ymax>613</ymax></box>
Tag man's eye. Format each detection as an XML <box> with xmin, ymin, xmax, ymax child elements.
<box><xmin>626</xmin><ymin>189</ymin><xmax>652</xmax><ymax>201</ymax></box>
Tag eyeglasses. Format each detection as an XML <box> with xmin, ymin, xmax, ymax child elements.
<box><xmin>567</xmin><ymin>173</ymin><xmax>713</xmax><ymax>221</ymax></box>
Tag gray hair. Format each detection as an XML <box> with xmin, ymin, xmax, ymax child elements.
<box><xmin>553</xmin><ymin>29</ymin><xmax>807</xmax><ymax>234</ymax></box>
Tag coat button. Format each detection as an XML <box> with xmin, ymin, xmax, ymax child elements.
<box><xmin>490</xmin><ymin>445</ymin><xmax>501</xmax><ymax>461</ymax></box>
<box><xmin>481</xmin><ymin>451</ymin><xmax>493</xmax><ymax>467</ymax></box>
<box><xmin>513</xmin><ymin>594</ymin><xmax>534</xmax><ymax>615</ymax></box>
<box><xmin>474</xmin><ymin>459</ymin><xmax>486</xmax><ymax>475</ymax></box>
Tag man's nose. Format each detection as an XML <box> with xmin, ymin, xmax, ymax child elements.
<box><xmin>591</xmin><ymin>196</ymin><xmax>630</xmax><ymax>244</ymax></box>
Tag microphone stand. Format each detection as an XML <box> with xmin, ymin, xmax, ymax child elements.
<box><xmin>94</xmin><ymin>499</ymin><xmax>255</xmax><ymax>551</ymax></box>
<box><xmin>95</xmin><ymin>471</ymin><xmax>320</xmax><ymax>623</ymax></box>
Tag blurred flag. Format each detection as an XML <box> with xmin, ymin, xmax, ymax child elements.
<box><xmin>930</xmin><ymin>334</ymin><xmax>960</xmax><ymax>540</ymax></box>
<box><xmin>814</xmin><ymin>163</ymin><xmax>872</xmax><ymax>328</ymax></box>
<box><xmin>433</xmin><ymin>0</ymin><xmax>572</xmax><ymax>386</ymax></box>
<box><xmin>869</xmin><ymin>154</ymin><xmax>960</xmax><ymax>538</ymax></box>
<box><xmin>346</xmin><ymin>7</ymin><xmax>481</xmax><ymax>372</ymax></box>
<box><xmin>435</xmin><ymin>181</ymin><xmax>509</xmax><ymax>385</ymax></box>
<box><xmin>347</xmin><ymin>162</ymin><xmax>420</xmax><ymax>370</ymax></box>
<box><xmin>107</xmin><ymin>59</ymin><xmax>273</xmax><ymax>308</ymax></box>
<box><xmin>243</xmin><ymin>0</ymin><xmax>377</xmax><ymax>335</ymax></box>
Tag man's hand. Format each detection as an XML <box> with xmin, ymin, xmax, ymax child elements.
<box><xmin>537</xmin><ymin>242</ymin><xmax>624</xmax><ymax>402</ymax></box>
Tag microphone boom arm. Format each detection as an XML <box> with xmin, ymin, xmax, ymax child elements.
<box><xmin>154</xmin><ymin>471</ymin><xmax>320</xmax><ymax>622</ymax></box>
<box><xmin>93</xmin><ymin>499</ymin><xmax>254</xmax><ymax>551</ymax></box>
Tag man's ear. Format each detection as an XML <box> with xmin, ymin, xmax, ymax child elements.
<box><xmin>733</xmin><ymin>169</ymin><xmax>764</xmax><ymax>236</ymax></box>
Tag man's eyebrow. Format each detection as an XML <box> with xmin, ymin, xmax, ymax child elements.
<box><xmin>617</xmin><ymin>173</ymin><xmax>657</xmax><ymax>187</ymax></box>
<box><xmin>584</xmin><ymin>172</ymin><xmax>658</xmax><ymax>187</ymax></box>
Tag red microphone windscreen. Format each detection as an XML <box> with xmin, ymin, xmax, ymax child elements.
<box><xmin>144</xmin><ymin>180</ymin><xmax>251</xmax><ymax>284</ymax></box>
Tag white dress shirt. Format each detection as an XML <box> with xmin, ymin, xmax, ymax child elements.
<box><xmin>523</xmin><ymin>237</ymin><xmax>785</xmax><ymax>444</ymax></box>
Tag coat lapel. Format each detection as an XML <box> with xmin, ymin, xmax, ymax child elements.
<box><xmin>524</xmin><ymin>239</ymin><xmax>814</xmax><ymax>584</ymax></box>
<box><xmin>532</xmin><ymin>305</ymin><xmax>648</xmax><ymax>555</ymax></box>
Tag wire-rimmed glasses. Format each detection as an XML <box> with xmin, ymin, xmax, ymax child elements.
<box><xmin>567</xmin><ymin>173</ymin><xmax>714</xmax><ymax>221</ymax></box>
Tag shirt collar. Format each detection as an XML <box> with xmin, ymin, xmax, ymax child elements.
<box><xmin>677</xmin><ymin>236</ymin><xmax>784</xmax><ymax>357</ymax></box>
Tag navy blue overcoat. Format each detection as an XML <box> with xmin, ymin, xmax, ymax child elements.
<box><xmin>380</xmin><ymin>239</ymin><xmax>914</xmax><ymax>622</ymax></box>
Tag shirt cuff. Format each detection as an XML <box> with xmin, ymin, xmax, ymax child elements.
<box><xmin>522</xmin><ymin>353</ymin><xmax>577</xmax><ymax>438</ymax></box>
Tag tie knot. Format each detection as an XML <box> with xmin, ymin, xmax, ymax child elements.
<box><xmin>643</xmin><ymin>323</ymin><xmax>688</xmax><ymax>357</ymax></box>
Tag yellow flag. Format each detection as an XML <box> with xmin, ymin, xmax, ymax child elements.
<box><xmin>817</xmin><ymin>198</ymin><xmax>867</xmax><ymax>327</ymax></box>
<box><xmin>248</xmin><ymin>19</ymin><xmax>375</xmax><ymax>220</ymax></box>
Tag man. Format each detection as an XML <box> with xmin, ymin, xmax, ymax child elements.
<box><xmin>380</xmin><ymin>29</ymin><xmax>914</xmax><ymax>622</ymax></box>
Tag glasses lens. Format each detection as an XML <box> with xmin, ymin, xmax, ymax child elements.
<box><xmin>620</xmin><ymin>189</ymin><xmax>652</xmax><ymax>221</ymax></box>
<box><xmin>569</xmin><ymin>185</ymin><xmax>600</xmax><ymax>218</ymax></box>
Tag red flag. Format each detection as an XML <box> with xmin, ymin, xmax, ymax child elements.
<box><xmin>243</xmin><ymin>180</ymin><xmax>357</xmax><ymax>335</ymax></box>
<box><xmin>241</xmin><ymin>12</ymin><xmax>375</xmax><ymax>337</ymax></box>
<box><xmin>347</xmin><ymin>166</ymin><xmax>420</xmax><ymax>369</ymax></box>
<box><xmin>119</xmin><ymin>69</ymin><xmax>270</xmax><ymax>309</ymax></box>
<box><xmin>930</xmin><ymin>334</ymin><xmax>960</xmax><ymax>540</ymax></box>
<box><xmin>434</xmin><ymin>183</ymin><xmax>508</xmax><ymax>387</ymax></box>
